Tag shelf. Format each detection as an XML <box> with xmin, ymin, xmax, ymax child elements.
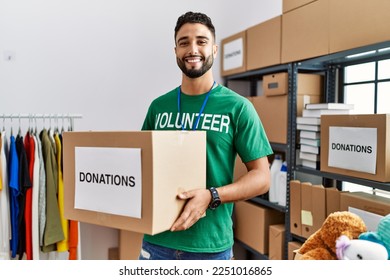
<box><xmin>223</xmin><ymin>64</ymin><xmax>290</xmax><ymax>80</ymax></box>
<box><xmin>234</xmin><ymin>239</ymin><xmax>269</xmax><ymax>260</ymax></box>
<box><xmin>291</xmin><ymin>234</ymin><xmax>307</xmax><ymax>244</ymax></box>
<box><xmin>226</xmin><ymin>40</ymin><xmax>390</xmax><ymax>261</ymax></box>
<box><xmin>249</xmin><ymin>196</ymin><xmax>287</xmax><ymax>213</ymax></box>
<box><xmin>295</xmin><ymin>165</ymin><xmax>390</xmax><ymax>191</ymax></box>
<box><xmin>270</xmin><ymin>142</ymin><xmax>289</xmax><ymax>153</ymax></box>
<box><xmin>298</xmin><ymin>40</ymin><xmax>390</xmax><ymax>68</ymax></box>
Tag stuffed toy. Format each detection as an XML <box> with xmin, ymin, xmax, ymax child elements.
<box><xmin>359</xmin><ymin>213</ymin><xmax>390</xmax><ymax>260</ymax></box>
<box><xmin>297</xmin><ymin>211</ymin><xmax>367</xmax><ymax>260</ymax></box>
<box><xmin>336</xmin><ymin>235</ymin><xmax>388</xmax><ymax>260</ymax></box>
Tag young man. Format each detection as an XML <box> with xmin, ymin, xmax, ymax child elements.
<box><xmin>140</xmin><ymin>11</ymin><xmax>273</xmax><ymax>260</ymax></box>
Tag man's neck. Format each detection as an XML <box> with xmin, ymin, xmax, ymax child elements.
<box><xmin>180</xmin><ymin>73</ymin><xmax>215</xmax><ymax>96</ymax></box>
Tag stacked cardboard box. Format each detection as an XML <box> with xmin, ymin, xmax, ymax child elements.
<box><xmin>234</xmin><ymin>201</ymin><xmax>284</xmax><ymax>255</ymax></box>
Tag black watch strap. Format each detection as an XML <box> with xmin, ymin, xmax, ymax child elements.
<box><xmin>208</xmin><ymin>187</ymin><xmax>221</xmax><ymax>210</ymax></box>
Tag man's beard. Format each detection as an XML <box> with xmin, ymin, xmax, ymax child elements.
<box><xmin>177</xmin><ymin>54</ymin><xmax>214</xmax><ymax>78</ymax></box>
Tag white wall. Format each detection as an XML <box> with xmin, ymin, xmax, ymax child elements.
<box><xmin>0</xmin><ymin>0</ymin><xmax>282</xmax><ymax>259</ymax></box>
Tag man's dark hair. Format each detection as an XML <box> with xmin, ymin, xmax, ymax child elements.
<box><xmin>174</xmin><ymin>11</ymin><xmax>216</xmax><ymax>42</ymax></box>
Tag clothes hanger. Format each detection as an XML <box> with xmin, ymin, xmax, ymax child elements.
<box><xmin>18</xmin><ymin>114</ymin><xmax>22</xmax><ymax>137</ymax></box>
<box><xmin>10</xmin><ymin>114</ymin><xmax>13</xmax><ymax>136</ymax></box>
<box><xmin>68</xmin><ymin>114</ymin><xmax>72</xmax><ymax>132</ymax></box>
<box><xmin>61</xmin><ymin>114</ymin><xmax>65</xmax><ymax>134</ymax></box>
<box><xmin>34</xmin><ymin>114</ymin><xmax>38</xmax><ymax>136</ymax></box>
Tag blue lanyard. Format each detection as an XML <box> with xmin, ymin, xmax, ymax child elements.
<box><xmin>177</xmin><ymin>81</ymin><xmax>216</xmax><ymax>130</ymax></box>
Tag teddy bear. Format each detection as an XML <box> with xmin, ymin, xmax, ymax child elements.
<box><xmin>297</xmin><ymin>211</ymin><xmax>367</xmax><ymax>260</ymax></box>
<box><xmin>359</xmin><ymin>213</ymin><xmax>390</xmax><ymax>260</ymax></box>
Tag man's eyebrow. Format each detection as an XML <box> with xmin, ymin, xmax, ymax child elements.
<box><xmin>177</xmin><ymin>35</ymin><xmax>210</xmax><ymax>43</ymax></box>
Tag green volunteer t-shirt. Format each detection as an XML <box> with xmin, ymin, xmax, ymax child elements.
<box><xmin>141</xmin><ymin>84</ymin><xmax>273</xmax><ymax>253</ymax></box>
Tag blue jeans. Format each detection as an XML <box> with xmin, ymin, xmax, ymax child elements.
<box><xmin>138</xmin><ymin>240</ymin><xmax>234</xmax><ymax>260</ymax></box>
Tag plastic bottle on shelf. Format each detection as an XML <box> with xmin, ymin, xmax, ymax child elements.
<box><xmin>277</xmin><ymin>161</ymin><xmax>288</xmax><ymax>207</ymax></box>
<box><xmin>269</xmin><ymin>154</ymin><xmax>283</xmax><ymax>204</ymax></box>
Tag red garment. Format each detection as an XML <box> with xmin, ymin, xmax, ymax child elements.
<box><xmin>68</xmin><ymin>220</ymin><xmax>78</xmax><ymax>260</ymax></box>
<box><xmin>24</xmin><ymin>132</ymin><xmax>35</xmax><ymax>260</ymax></box>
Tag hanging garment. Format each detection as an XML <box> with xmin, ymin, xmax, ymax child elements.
<box><xmin>68</xmin><ymin>220</ymin><xmax>78</xmax><ymax>260</ymax></box>
<box><xmin>0</xmin><ymin>132</ymin><xmax>11</xmax><ymax>260</ymax></box>
<box><xmin>0</xmin><ymin>134</ymin><xmax>2</xmax><ymax>191</ymax></box>
<box><xmin>60</xmin><ymin>133</ymin><xmax>78</xmax><ymax>260</ymax></box>
<box><xmin>32</xmin><ymin>133</ymin><xmax>41</xmax><ymax>260</ymax></box>
<box><xmin>24</xmin><ymin>132</ymin><xmax>35</xmax><ymax>260</ymax></box>
<box><xmin>40</xmin><ymin>129</ymin><xmax>64</xmax><ymax>252</ymax></box>
<box><xmin>8</xmin><ymin>135</ymin><xmax>20</xmax><ymax>259</ymax></box>
<box><xmin>16</xmin><ymin>135</ymin><xmax>32</xmax><ymax>259</ymax></box>
<box><xmin>35</xmin><ymin>133</ymin><xmax>46</xmax><ymax>251</ymax></box>
<box><xmin>55</xmin><ymin>132</ymin><xmax>69</xmax><ymax>252</ymax></box>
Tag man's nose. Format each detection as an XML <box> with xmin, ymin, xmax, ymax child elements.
<box><xmin>188</xmin><ymin>42</ymin><xmax>199</xmax><ymax>55</ymax></box>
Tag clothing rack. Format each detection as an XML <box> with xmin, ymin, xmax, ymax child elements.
<box><xmin>0</xmin><ymin>113</ymin><xmax>83</xmax><ymax>260</ymax></box>
<box><xmin>1</xmin><ymin>113</ymin><xmax>82</xmax><ymax>132</ymax></box>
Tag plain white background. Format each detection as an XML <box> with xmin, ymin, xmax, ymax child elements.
<box><xmin>0</xmin><ymin>0</ymin><xmax>282</xmax><ymax>259</ymax></box>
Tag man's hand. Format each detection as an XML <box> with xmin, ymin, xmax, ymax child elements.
<box><xmin>170</xmin><ymin>188</ymin><xmax>211</xmax><ymax>231</ymax></box>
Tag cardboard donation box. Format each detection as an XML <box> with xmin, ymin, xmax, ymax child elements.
<box><xmin>283</xmin><ymin>0</ymin><xmax>318</xmax><ymax>13</ymax></box>
<box><xmin>234</xmin><ymin>201</ymin><xmax>284</xmax><ymax>254</ymax></box>
<box><xmin>321</xmin><ymin>114</ymin><xmax>390</xmax><ymax>182</ymax></box>
<box><xmin>282</xmin><ymin>0</ymin><xmax>329</xmax><ymax>63</ymax></box>
<box><xmin>251</xmin><ymin>72</ymin><xmax>323</xmax><ymax>144</ymax></box>
<box><xmin>329</xmin><ymin>0</ymin><xmax>390</xmax><ymax>54</ymax></box>
<box><xmin>263</xmin><ymin>72</ymin><xmax>323</xmax><ymax>97</ymax></box>
<box><xmin>269</xmin><ymin>224</ymin><xmax>286</xmax><ymax>260</ymax></box>
<box><xmin>300</xmin><ymin>182</ymin><xmax>326</xmax><ymax>238</ymax></box>
<box><xmin>63</xmin><ymin>131</ymin><xmax>206</xmax><ymax>235</ymax></box>
<box><xmin>289</xmin><ymin>180</ymin><xmax>302</xmax><ymax>236</ymax></box>
<box><xmin>246</xmin><ymin>16</ymin><xmax>282</xmax><ymax>71</ymax></box>
<box><xmin>221</xmin><ymin>31</ymin><xmax>246</xmax><ymax>77</ymax></box>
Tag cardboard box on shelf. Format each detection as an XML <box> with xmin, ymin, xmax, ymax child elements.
<box><xmin>288</xmin><ymin>241</ymin><xmax>303</xmax><ymax>260</ymax></box>
<box><xmin>247</xmin><ymin>16</ymin><xmax>282</xmax><ymax>71</ymax></box>
<box><xmin>300</xmin><ymin>182</ymin><xmax>326</xmax><ymax>238</ymax></box>
<box><xmin>325</xmin><ymin>187</ymin><xmax>343</xmax><ymax>216</ymax></box>
<box><xmin>221</xmin><ymin>31</ymin><xmax>246</xmax><ymax>77</ymax></box>
<box><xmin>269</xmin><ymin>224</ymin><xmax>286</xmax><ymax>260</ymax></box>
<box><xmin>321</xmin><ymin>114</ymin><xmax>390</xmax><ymax>182</ymax></box>
<box><xmin>282</xmin><ymin>0</ymin><xmax>329</xmax><ymax>63</ymax></box>
<box><xmin>251</xmin><ymin>95</ymin><xmax>288</xmax><ymax>144</ymax></box>
<box><xmin>289</xmin><ymin>180</ymin><xmax>302</xmax><ymax>236</ymax></box>
<box><xmin>246</xmin><ymin>71</ymin><xmax>323</xmax><ymax>144</ymax></box>
<box><xmin>234</xmin><ymin>201</ymin><xmax>284</xmax><ymax>254</ymax></box>
<box><xmin>329</xmin><ymin>0</ymin><xmax>390</xmax><ymax>54</ymax></box>
<box><xmin>63</xmin><ymin>131</ymin><xmax>206</xmax><ymax>236</ymax></box>
<box><xmin>283</xmin><ymin>0</ymin><xmax>318</xmax><ymax>13</ymax></box>
<box><xmin>263</xmin><ymin>72</ymin><xmax>323</xmax><ymax>97</ymax></box>
<box><xmin>297</xmin><ymin>95</ymin><xmax>321</xmax><ymax>116</ymax></box>
<box><xmin>349</xmin><ymin>207</ymin><xmax>385</xmax><ymax>232</ymax></box>
<box><xmin>250</xmin><ymin>94</ymin><xmax>319</xmax><ymax>144</ymax></box>
<box><xmin>340</xmin><ymin>192</ymin><xmax>390</xmax><ymax>217</ymax></box>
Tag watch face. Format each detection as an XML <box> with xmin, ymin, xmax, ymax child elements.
<box><xmin>209</xmin><ymin>187</ymin><xmax>221</xmax><ymax>210</ymax></box>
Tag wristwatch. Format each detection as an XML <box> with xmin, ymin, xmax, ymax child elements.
<box><xmin>208</xmin><ymin>187</ymin><xmax>221</xmax><ymax>210</ymax></box>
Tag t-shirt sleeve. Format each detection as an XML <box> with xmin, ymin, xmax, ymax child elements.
<box><xmin>234</xmin><ymin>99</ymin><xmax>273</xmax><ymax>163</ymax></box>
<box><xmin>141</xmin><ymin>103</ymin><xmax>155</xmax><ymax>131</ymax></box>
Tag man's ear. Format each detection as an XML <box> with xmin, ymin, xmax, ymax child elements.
<box><xmin>213</xmin><ymin>44</ymin><xmax>218</xmax><ymax>57</ymax></box>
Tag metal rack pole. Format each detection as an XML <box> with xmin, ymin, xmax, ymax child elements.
<box><xmin>1</xmin><ymin>113</ymin><xmax>82</xmax><ymax>131</ymax></box>
<box><xmin>1</xmin><ymin>113</ymin><xmax>83</xmax><ymax>119</ymax></box>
